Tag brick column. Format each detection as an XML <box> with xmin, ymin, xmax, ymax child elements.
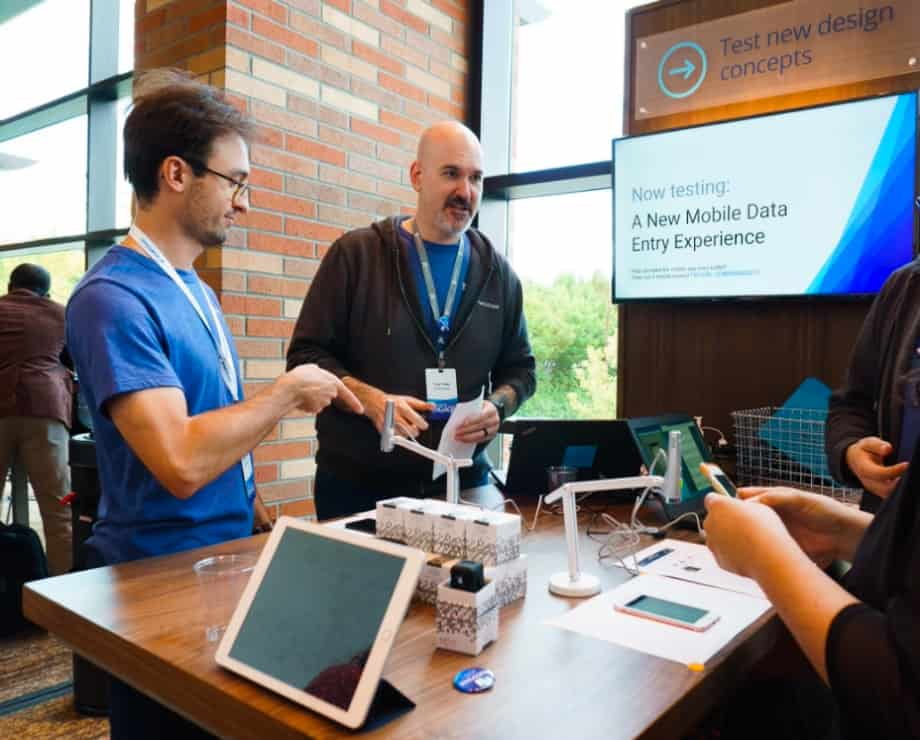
<box><xmin>135</xmin><ymin>0</ymin><xmax>471</xmax><ymax>520</ymax></box>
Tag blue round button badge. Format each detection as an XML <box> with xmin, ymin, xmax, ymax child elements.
<box><xmin>453</xmin><ymin>667</ymin><xmax>495</xmax><ymax>694</ymax></box>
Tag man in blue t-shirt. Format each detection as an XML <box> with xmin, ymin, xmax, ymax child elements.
<box><xmin>66</xmin><ymin>71</ymin><xmax>362</xmax><ymax>740</ymax></box>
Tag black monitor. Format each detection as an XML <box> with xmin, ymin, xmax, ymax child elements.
<box><xmin>499</xmin><ymin>419</ymin><xmax>643</xmax><ymax>497</ymax></box>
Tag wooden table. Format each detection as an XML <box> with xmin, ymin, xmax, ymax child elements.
<box><xmin>24</xmin><ymin>490</ymin><xmax>780</xmax><ymax>740</ymax></box>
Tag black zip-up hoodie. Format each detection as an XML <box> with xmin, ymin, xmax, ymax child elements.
<box><xmin>287</xmin><ymin>217</ymin><xmax>537</xmax><ymax>487</ymax></box>
<box><xmin>827</xmin><ymin>259</ymin><xmax>920</xmax><ymax>512</ymax></box>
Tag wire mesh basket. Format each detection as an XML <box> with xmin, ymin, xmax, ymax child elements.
<box><xmin>731</xmin><ymin>407</ymin><xmax>861</xmax><ymax>504</ymax></box>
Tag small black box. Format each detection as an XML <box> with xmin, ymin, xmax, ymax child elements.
<box><xmin>450</xmin><ymin>560</ymin><xmax>485</xmax><ymax>593</ymax></box>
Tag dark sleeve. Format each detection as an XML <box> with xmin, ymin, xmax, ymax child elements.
<box><xmin>825</xmin><ymin>282</ymin><xmax>892</xmax><ymax>486</ymax></box>
<box><xmin>286</xmin><ymin>241</ymin><xmax>352</xmax><ymax>377</ymax></box>
<box><xmin>826</xmin><ymin>600</ymin><xmax>920</xmax><ymax>739</ymax></box>
<box><xmin>491</xmin><ymin>266</ymin><xmax>536</xmax><ymax>412</ymax></box>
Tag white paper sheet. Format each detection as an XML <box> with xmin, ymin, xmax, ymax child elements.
<box><xmin>621</xmin><ymin>539</ymin><xmax>767</xmax><ymax>599</ymax></box>
<box><xmin>545</xmin><ymin>574</ymin><xmax>770</xmax><ymax>666</ymax></box>
<box><xmin>433</xmin><ymin>390</ymin><xmax>483</xmax><ymax>480</ymax></box>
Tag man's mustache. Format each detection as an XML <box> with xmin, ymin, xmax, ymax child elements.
<box><xmin>444</xmin><ymin>197</ymin><xmax>471</xmax><ymax>211</ymax></box>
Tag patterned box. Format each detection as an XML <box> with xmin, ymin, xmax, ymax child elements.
<box><xmin>436</xmin><ymin>579</ymin><xmax>499</xmax><ymax>656</ymax></box>
<box><xmin>404</xmin><ymin>503</ymin><xmax>439</xmax><ymax>551</ymax></box>
<box><xmin>432</xmin><ymin>510</ymin><xmax>478</xmax><ymax>559</ymax></box>
<box><xmin>374</xmin><ymin>497</ymin><xmax>421</xmax><ymax>543</ymax></box>
<box><xmin>465</xmin><ymin>510</ymin><xmax>521</xmax><ymax>567</ymax></box>
<box><xmin>414</xmin><ymin>554</ymin><xmax>456</xmax><ymax>605</ymax></box>
<box><xmin>485</xmin><ymin>554</ymin><xmax>528</xmax><ymax>608</ymax></box>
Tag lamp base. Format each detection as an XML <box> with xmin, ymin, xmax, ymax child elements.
<box><xmin>548</xmin><ymin>571</ymin><xmax>601</xmax><ymax>598</ymax></box>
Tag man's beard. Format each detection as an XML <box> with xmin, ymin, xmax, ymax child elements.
<box><xmin>438</xmin><ymin>195</ymin><xmax>473</xmax><ymax>235</ymax></box>
<box><xmin>181</xmin><ymin>191</ymin><xmax>227</xmax><ymax>247</ymax></box>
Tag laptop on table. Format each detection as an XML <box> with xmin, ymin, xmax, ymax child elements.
<box><xmin>497</xmin><ymin>418</ymin><xmax>644</xmax><ymax>497</ymax></box>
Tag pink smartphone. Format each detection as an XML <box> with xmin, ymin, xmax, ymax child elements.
<box><xmin>613</xmin><ymin>594</ymin><xmax>720</xmax><ymax>632</ymax></box>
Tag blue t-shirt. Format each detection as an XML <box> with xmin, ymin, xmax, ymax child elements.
<box><xmin>66</xmin><ymin>246</ymin><xmax>254</xmax><ymax>564</ymax></box>
<box><xmin>399</xmin><ymin>221</ymin><xmax>470</xmax><ymax>348</ymax></box>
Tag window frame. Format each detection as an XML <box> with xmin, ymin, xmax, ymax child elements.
<box><xmin>0</xmin><ymin>0</ymin><xmax>132</xmax><ymax>270</ymax></box>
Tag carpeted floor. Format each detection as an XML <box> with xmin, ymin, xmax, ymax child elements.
<box><xmin>0</xmin><ymin>629</ymin><xmax>72</xmax><ymax>704</ymax></box>
<box><xmin>0</xmin><ymin>629</ymin><xmax>109</xmax><ymax>738</ymax></box>
<box><xmin>0</xmin><ymin>694</ymin><xmax>109</xmax><ymax>739</ymax></box>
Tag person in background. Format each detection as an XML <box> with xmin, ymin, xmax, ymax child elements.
<box><xmin>0</xmin><ymin>263</ymin><xmax>73</xmax><ymax>575</ymax></box>
<box><xmin>66</xmin><ymin>69</ymin><xmax>361</xmax><ymax>740</ymax></box>
<box><xmin>286</xmin><ymin>121</ymin><xmax>536</xmax><ymax>520</ymax></box>
<box><xmin>825</xmin><ymin>261</ymin><xmax>920</xmax><ymax>512</ymax></box>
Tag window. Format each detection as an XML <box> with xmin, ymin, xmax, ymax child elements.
<box><xmin>511</xmin><ymin>0</ymin><xmax>639</xmax><ymax>172</ymax></box>
<box><xmin>118</xmin><ymin>0</ymin><xmax>135</xmax><ymax>74</ymax></box>
<box><xmin>0</xmin><ymin>0</ymin><xmax>90</xmax><ymax>120</ymax></box>
<box><xmin>0</xmin><ymin>114</ymin><xmax>89</xmax><ymax>245</ymax></box>
<box><xmin>0</xmin><ymin>244</ymin><xmax>85</xmax><ymax>303</ymax></box>
<box><xmin>480</xmin><ymin>1</ymin><xmax>652</xmax><ymax>420</ymax></box>
<box><xmin>116</xmin><ymin>96</ymin><xmax>133</xmax><ymax>228</ymax></box>
<box><xmin>0</xmin><ymin>1</ymin><xmax>135</xmax><ymax>284</ymax></box>
<box><xmin>510</xmin><ymin>190</ymin><xmax>615</xmax><ymax>418</ymax></box>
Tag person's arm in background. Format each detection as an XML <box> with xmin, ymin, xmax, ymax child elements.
<box><xmin>826</xmin><ymin>271</ymin><xmax>907</xmax><ymax>498</ymax></box>
<box><xmin>107</xmin><ymin>364</ymin><xmax>362</xmax><ymax>500</ymax></box>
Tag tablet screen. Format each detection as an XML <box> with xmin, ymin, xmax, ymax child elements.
<box><xmin>226</xmin><ymin>526</ymin><xmax>406</xmax><ymax>711</ymax></box>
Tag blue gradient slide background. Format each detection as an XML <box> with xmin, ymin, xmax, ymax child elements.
<box><xmin>808</xmin><ymin>94</ymin><xmax>916</xmax><ymax>294</ymax></box>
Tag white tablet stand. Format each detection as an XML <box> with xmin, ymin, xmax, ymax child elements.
<box><xmin>543</xmin><ymin>430</ymin><xmax>683</xmax><ymax>598</ymax></box>
<box><xmin>380</xmin><ymin>399</ymin><xmax>473</xmax><ymax>505</ymax></box>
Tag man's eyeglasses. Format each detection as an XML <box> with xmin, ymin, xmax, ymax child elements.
<box><xmin>184</xmin><ymin>157</ymin><xmax>250</xmax><ymax>202</ymax></box>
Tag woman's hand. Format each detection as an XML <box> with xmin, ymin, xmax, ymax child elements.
<box><xmin>703</xmin><ymin>494</ymin><xmax>794</xmax><ymax>578</ymax></box>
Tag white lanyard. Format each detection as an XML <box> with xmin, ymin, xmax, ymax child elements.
<box><xmin>128</xmin><ymin>225</ymin><xmax>239</xmax><ymax>402</ymax></box>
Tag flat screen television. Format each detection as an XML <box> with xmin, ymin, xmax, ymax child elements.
<box><xmin>612</xmin><ymin>91</ymin><xmax>918</xmax><ymax>302</ymax></box>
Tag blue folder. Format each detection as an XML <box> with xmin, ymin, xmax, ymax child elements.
<box><xmin>756</xmin><ymin>378</ymin><xmax>833</xmax><ymax>479</ymax></box>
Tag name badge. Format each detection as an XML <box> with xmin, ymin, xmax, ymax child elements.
<box><xmin>241</xmin><ymin>453</ymin><xmax>256</xmax><ymax>500</ymax></box>
<box><xmin>426</xmin><ymin>367</ymin><xmax>458</xmax><ymax>421</ymax></box>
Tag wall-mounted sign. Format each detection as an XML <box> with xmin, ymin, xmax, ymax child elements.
<box><xmin>633</xmin><ymin>0</ymin><xmax>920</xmax><ymax>120</ymax></box>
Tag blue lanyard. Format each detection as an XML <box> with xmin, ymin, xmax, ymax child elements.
<box><xmin>411</xmin><ymin>221</ymin><xmax>465</xmax><ymax>351</ymax></box>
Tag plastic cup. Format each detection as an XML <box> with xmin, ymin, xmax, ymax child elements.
<box><xmin>546</xmin><ymin>465</ymin><xmax>577</xmax><ymax>493</ymax></box>
<box><xmin>193</xmin><ymin>553</ymin><xmax>258</xmax><ymax>642</ymax></box>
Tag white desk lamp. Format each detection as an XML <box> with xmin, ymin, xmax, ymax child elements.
<box><xmin>543</xmin><ymin>429</ymin><xmax>683</xmax><ymax>598</ymax></box>
<box><xmin>380</xmin><ymin>399</ymin><xmax>473</xmax><ymax>505</ymax></box>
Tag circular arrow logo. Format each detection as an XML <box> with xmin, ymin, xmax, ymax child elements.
<box><xmin>657</xmin><ymin>41</ymin><xmax>707</xmax><ymax>99</ymax></box>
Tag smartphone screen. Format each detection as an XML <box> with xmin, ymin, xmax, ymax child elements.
<box><xmin>624</xmin><ymin>595</ymin><xmax>710</xmax><ymax>625</ymax></box>
<box><xmin>700</xmin><ymin>463</ymin><xmax>737</xmax><ymax>497</ymax></box>
<box><xmin>713</xmin><ymin>472</ymin><xmax>737</xmax><ymax>496</ymax></box>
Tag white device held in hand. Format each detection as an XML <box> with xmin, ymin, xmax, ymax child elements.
<box><xmin>613</xmin><ymin>594</ymin><xmax>720</xmax><ymax>632</ymax></box>
<box><xmin>699</xmin><ymin>462</ymin><xmax>737</xmax><ymax>497</ymax></box>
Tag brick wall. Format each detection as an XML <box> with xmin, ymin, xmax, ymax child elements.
<box><xmin>135</xmin><ymin>0</ymin><xmax>471</xmax><ymax>520</ymax></box>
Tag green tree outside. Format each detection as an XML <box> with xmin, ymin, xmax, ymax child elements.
<box><xmin>520</xmin><ymin>272</ymin><xmax>617</xmax><ymax>419</ymax></box>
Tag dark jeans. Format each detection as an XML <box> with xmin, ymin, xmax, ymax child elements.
<box><xmin>85</xmin><ymin>544</ymin><xmax>217</xmax><ymax>740</ymax></box>
<box><xmin>314</xmin><ymin>456</ymin><xmax>490</xmax><ymax>521</ymax></box>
